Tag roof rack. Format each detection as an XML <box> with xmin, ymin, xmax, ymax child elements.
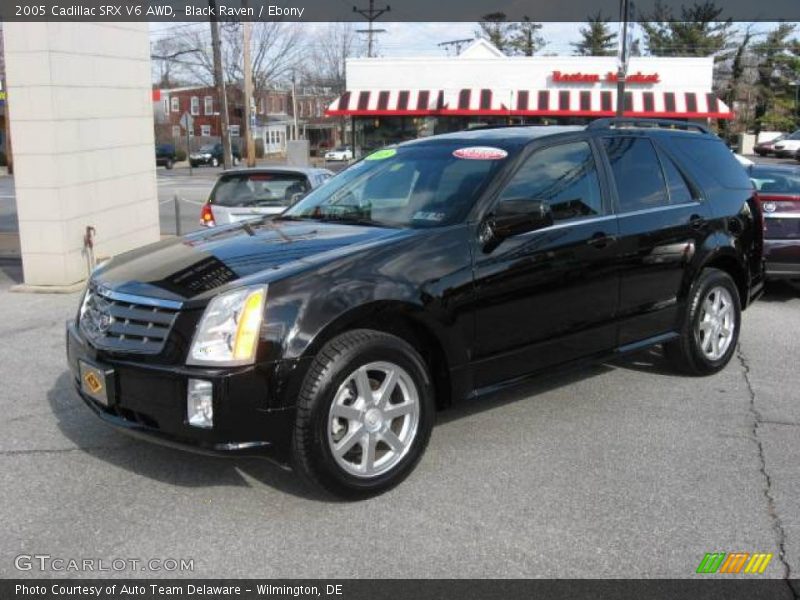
<box><xmin>587</xmin><ymin>118</ymin><xmax>711</xmax><ymax>134</ymax></box>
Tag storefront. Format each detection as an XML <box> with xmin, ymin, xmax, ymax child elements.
<box><xmin>325</xmin><ymin>39</ymin><xmax>732</xmax><ymax>152</ymax></box>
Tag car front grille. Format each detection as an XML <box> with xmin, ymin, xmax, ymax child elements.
<box><xmin>79</xmin><ymin>286</ymin><xmax>181</xmax><ymax>354</ymax></box>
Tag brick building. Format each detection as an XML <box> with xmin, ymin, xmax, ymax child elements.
<box><xmin>154</xmin><ymin>84</ymin><xmax>338</xmax><ymax>155</ymax></box>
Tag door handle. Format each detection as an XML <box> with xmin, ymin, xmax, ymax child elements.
<box><xmin>587</xmin><ymin>231</ymin><xmax>617</xmax><ymax>248</ymax></box>
<box><xmin>689</xmin><ymin>214</ymin><xmax>707</xmax><ymax>231</ymax></box>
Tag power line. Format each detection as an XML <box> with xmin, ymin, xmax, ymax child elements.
<box><xmin>353</xmin><ymin>0</ymin><xmax>390</xmax><ymax>57</ymax></box>
<box><xmin>437</xmin><ymin>38</ymin><xmax>474</xmax><ymax>56</ymax></box>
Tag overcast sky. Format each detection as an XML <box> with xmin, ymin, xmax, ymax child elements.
<box><xmin>149</xmin><ymin>21</ymin><xmax>780</xmax><ymax>59</ymax></box>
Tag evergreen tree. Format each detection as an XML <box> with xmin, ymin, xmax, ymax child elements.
<box><xmin>476</xmin><ymin>13</ymin><xmax>517</xmax><ymax>54</ymax></box>
<box><xmin>572</xmin><ymin>12</ymin><xmax>617</xmax><ymax>56</ymax></box>
<box><xmin>641</xmin><ymin>1</ymin><xmax>733</xmax><ymax>57</ymax></box>
<box><xmin>511</xmin><ymin>17</ymin><xmax>546</xmax><ymax>56</ymax></box>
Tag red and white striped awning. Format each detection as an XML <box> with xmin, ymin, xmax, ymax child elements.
<box><xmin>326</xmin><ymin>88</ymin><xmax>733</xmax><ymax>119</ymax></box>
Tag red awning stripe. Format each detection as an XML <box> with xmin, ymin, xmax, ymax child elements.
<box><xmin>326</xmin><ymin>89</ymin><xmax>733</xmax><ymax>119</ymax></box>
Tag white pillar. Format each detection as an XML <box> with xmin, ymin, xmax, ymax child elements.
<box><xmin>4</xmin><ymin>23</ymin><xmax>159</xmax><ymax>288</ymax></box>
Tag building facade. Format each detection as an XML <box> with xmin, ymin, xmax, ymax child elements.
<box><xmin>154</xmin><ymin>84</ymin><xmax>337</xmax><ymax>155</ymax></box>
<box><xmin>326</xmin><ymin>39</ymin><xmax>733</xmax><ymax>151</ymax></box>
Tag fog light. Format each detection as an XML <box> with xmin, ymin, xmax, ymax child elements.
<box><xmin>187</xmin><ymin>379</ymin><xmax>213</xmax><ymax>428</ymax></box>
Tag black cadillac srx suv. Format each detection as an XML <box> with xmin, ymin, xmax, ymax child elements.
<box><xmin>67</xmin><ymin>119</ymin><xmax>764</xmax><ymax>498</ymax></box>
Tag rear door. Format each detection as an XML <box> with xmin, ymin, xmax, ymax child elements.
<box><xmin>602</xmin><ymin>135</ymin><xmax>709</xmax><ymax>346</ymax></box>
<box><xmin>471</xmin><ymin>137</ymin><xmax>621</xmax><ymax>387</ymax></box>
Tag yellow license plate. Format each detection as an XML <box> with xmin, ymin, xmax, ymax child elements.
<box><xmin>79</xmin><ymin>361</ymin><xmax>111</xmax><ymax>406</ymax></box>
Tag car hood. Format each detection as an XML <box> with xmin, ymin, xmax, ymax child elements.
<box><xmin>92</xmin><ymin>219</ymin><xmax>411</xmax><ymax>306</ymax></box>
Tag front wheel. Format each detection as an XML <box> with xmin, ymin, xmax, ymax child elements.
<box><xmin>292</xmin><ymin>330</ymin><xmax>435</xmax><ymax>499</ymax></box>
<box><xmin>664</xmin><ymin>268</ymin><xmax>741</xmax><ymax>375</ymax></box>
<box><xmin>211</xmin><ymin>157</ymin><xmax>219</xmax><ymax>167</ymax></box>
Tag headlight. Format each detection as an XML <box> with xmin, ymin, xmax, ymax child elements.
<box><xmin>187</xmin><ymin>285</ymin><xmax>267</xmax><ymax>366</ymax></box>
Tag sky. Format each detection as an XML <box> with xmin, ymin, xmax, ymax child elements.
<box><xmin>149</xmin><ymin>20</ymin><xmax>784</xmax><ymax>68</ymax></box>
<box><xmin>149</xmin><ymin>22</ymin><xmax>624</xmax><ymax>58</ymax></box>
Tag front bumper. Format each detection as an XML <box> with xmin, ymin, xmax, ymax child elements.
<box><xmin>764</xmin><ymin>238</ymin><xmax>800</xmax><ymax>279</ymax></box>
<box><xmin>66</xmin><ymin>320</ymin><xmax>295</xmax><ymax>463</ymax></box>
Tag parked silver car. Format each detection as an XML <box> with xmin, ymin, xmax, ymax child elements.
<box><xmin>200</xmin><ymin>167</ymin><xmax>334</xmax><ymax>227</ymax></box>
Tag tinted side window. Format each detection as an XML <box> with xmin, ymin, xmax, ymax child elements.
<box><xmin>603</xmin><ymin>137</ymin><xmax>669</xmax><ymax>213</ymax></box>
<box><xmin>658</xmin><ymin>150</ymin><xmax>695</xmax><ymax>204</ymax></box>
<box><xmin>669</xmin><ymin>137</ymin><xmax>752</xmax><ymax>189</ymax></box>
<box><xmin>498</xmin><ymin>141</ymin><xmax>603</xmax><ymax>221</ymax></box>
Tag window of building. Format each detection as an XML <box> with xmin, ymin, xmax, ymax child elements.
<box><xmin>497</xmin><ymin>141</ymin><xmax>603</xmax><ymax>222</ymax></box>
<box><xmin>190</xmin><ymin>96</ymin><xmax>199</xmax><ymax>116</ymax></box>
<box><xmin>200</xmin><ymin>124</ymin><xmax>211</xmax><ymax>137</ymax></box>
<box><xmin>229</xmin><ymin>125</ymin><xmax>240</xmax><ymax>137</ymax></box>
<box><xmin>603</xmin><ymin>137</ymin><xmax>668</xmax><ymax>213</ymax></box>
<box><xmin>172</xmin><ymin>125</ymin><xmax>181</xmax><ymax>138</ymax></box>
<box><xmin>163</xmin><ymin>98</ymin><xmax>169</xmax><ymax>115</ymax></box>
<box><xmin>170</xmin><ymin>97</ymin><xmax>179</xmax><ymax>112</ymax></box>
<box><xmin>204</xmin><ymin>96</ymin><xmax>213</xmax><ymax>115</ymax></box>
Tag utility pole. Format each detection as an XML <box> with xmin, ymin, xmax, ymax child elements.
<box><xmin>1</xmin><ymin>72</ymin><xmax>12</xmax><ymax>175</ymax></box>
<box><xmin>437</xmin><ymin>38</ymin><xmax>473</xmax><ymax>56</ymax></box>
<box><xmin>209</xmin><ymin>1</ymin><xmax>232</xmax><ymax>169</ymax></box>
<box><xmin>615</xmin><ymin>0</ymin><xmax>632</xmax><ymax>118</ymax></box>
<box><xmin>242</xmin><ymin>20</ymin><xmax>256</xmax><ymax>167</ymax></box>
<box><xmin>291</xmin><ymin>72</ymin><xmax>299</xmax><ymax>140</ymax></box>
<box><xmin>354</xmin><ymin>0</ymin><xmax>390</xmax><ymax>58</ymax></box>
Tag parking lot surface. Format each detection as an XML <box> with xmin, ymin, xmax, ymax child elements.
<box><xmin>0</xmin><ymin>254</ymin><xmax>798</xmax><ymax>578</ymax></box>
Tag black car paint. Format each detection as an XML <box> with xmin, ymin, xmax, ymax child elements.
<box><xmin>68</xmin><ymin>126</ymin><xmax>764</xmax><ymax>463</ymax></box>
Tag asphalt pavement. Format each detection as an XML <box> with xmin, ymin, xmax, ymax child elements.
<box><xmin>0</xmin><ymin>255</ymin><xmax>798</xmax><ymax>578</ymax></box>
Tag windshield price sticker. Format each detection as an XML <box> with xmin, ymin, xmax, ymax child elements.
<box><xmin>453</xmin><ymin>146</ymin><xmax>508</xmax><ymax>160</ymax></box>
<box><xmin>366</xmin><ymin>148</ymin><xmax>397</xmax><ymax>161</ymax></box>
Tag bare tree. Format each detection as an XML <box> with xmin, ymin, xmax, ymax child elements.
<box><xmin>303</xmin><ymin>23</ymin><xmax>360</xmax><ymax>92</ymax></box>
<box><xmin>172</xmin><ymin>22</ymin><xmax>304</xmax><ymax>94</ymax></box>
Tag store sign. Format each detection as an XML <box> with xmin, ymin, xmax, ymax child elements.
<box><xmin>552</xmin><ymin>71</ymin><xmax>660</xmax><ymax>84</ymax></box>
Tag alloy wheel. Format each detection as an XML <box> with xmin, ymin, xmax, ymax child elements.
<box><xmin>327</xmin><ymin>361</ymin><xmax>420</xmax><ymax>478</ymax></box>
<box><xmin>696</xmin><ymin>285</ymin><xmax>736</xmax><ymax>361</ymax></box>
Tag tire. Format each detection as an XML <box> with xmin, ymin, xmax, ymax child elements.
<box><xmin>165</xmin><ymin>159</ymin><xmax>174</xmax><ymax>170</ymax></box>
<box><xmin>211</xmin><ymin>157</ymin><xmax>219</xmax><ymax>167</ymax></box>
<box><xmin>292</xmin><ymin>329</ymin><xmax>435</xmax><ymax>499</ymax></box>
<box><xmin>232</xmin><ymin>156</ymin><xmax>240</xmax><ymax>166</ymax></box>
<box><xmin>664</xmin><ymin>268</ymin><xmax>741</xmax><ymax>375</ymax></box>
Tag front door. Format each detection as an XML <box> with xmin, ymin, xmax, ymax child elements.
<box><xmin>471</xmin><ymin>138</ymin><xmax>621</xmax><ymax>388</ymax></box>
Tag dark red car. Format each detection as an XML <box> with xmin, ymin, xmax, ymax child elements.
<box><xmin>749</xmin><ymin>164</ymin><xmax>800</xmax><ymax>279</ymax></box>
<box><xmin>753</xmin><ymin>135</ymin><xmax>785</xmax><ymax>157</ymax></box>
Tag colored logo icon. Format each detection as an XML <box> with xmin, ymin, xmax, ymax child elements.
<box><xmin>696</xmin><ymin>552</ymin><xmax>773</xmax><ymax>574</ymax></box>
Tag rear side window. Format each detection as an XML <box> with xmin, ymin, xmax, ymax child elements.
<box><xmin>603</xmin><ymin>137</ymin><xmax>668</xmax><ymax>212</ymax></box>
<box><xmin>658</xmin><ymin>150</ymin><xmax>696</xmax><ymax>204</ymax></box>
<box><xmin>669</xmin><ymin>137</ymin><xmax>752</xmax><ymax>189</ymax></box>
<box><xmin>498</xmin><ymin>141</ymin><xmax>603</xmax><ymax>221</ymax></box>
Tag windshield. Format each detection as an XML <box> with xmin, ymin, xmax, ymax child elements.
<box><xmin>199</xmin><ymin>144</ymin><xmax>215</xmax><ymax>153</ymax></box>
<box><xmin>210</xmin><ymin>172</ymin><xmax>311</xmax><ymax>208</ymax></box>
<box><xmin>281</xmin><ymin>143</ymin><xmax>508</xmax><ymax>227</ymax></box>
<box><xmin>750</xmin><ymin>168</ymin><xmax>800</xmax><ymax>194</ymax></box>
<box><xmin>786</xmin><ymin>131</ymin><xmax>800</xmax><ymax>141</ymax></box>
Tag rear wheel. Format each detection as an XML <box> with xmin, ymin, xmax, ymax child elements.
<box><xmin>165</xmin><ymin>159</ymin><xmax>174</xmax><ymax>170</ymax></box>
<box><xmin>211</xmin><ymin>157</ymin><xmax>219</xmax><ymax>167</ymax></box>
<box><xmin>665</xmin><ymin>268</ymin><xmax>741</xmax><ymax>375</ymax></box>
<box><xmin>292</xmin><ymin>329</ymin><xmax>435</xmax><ymax>499</ymax></box>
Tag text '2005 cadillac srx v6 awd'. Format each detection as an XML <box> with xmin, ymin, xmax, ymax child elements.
<box><xmin>67</xmin><ymin>119</ymin><xmax>764</xmax><ymax>499</ymax></box>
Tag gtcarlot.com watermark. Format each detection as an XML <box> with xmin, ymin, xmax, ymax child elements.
<box><xmin>14</xmin><ymin>554</ymin><xmax>194</xmax><ymax>573</ymax></box>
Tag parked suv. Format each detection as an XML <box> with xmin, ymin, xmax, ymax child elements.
<box><xmin>67</xmin><ymin>119</ymin><xmax>763</xmax><ymax>499</ymax></box>
<box><xmin>155</xmin><ymin>143</ymin><xmax>176</xmax><ymax>169</ymax></box>
<box><xmin>189</xmin><ymin>142</ymin><xmax>241</xmax><ymax>168</ymax></box>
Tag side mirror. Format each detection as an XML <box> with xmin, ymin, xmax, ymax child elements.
<box><xmin>481</xmin><ymin>200</ymin><xmax>553</xmax><ymax>250</ymax></box>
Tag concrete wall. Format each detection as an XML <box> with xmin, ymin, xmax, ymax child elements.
<box><xmin>4</xmin><ymin>23</ymin><xmax>158</xmax><ymax>287</ymax></box>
